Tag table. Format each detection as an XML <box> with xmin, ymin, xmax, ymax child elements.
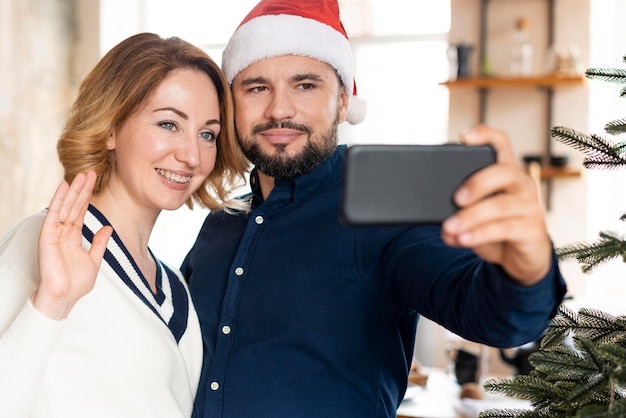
<box><xmin>396</xmin><ymin>368</ymin><xmax>532</xmax><ymax>418</ymax></box>
<box><xmin>397</xmin><ymin>369</ymin><xmax>460</xmax><ymax>418</ymax></box>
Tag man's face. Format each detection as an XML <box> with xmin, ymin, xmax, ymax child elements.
<box><xmin>231</xmin><ymin>55</ymin><xmax>349</xmax><ymax>179</ymax></box>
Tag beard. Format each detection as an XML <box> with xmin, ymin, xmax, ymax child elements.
<box><xmin>238</xmin><ymin>115</ymin><xmax>340</xmax><ymax>180</ymax></box>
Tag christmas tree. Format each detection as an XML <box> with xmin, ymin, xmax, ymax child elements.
<box><xmin>479</xmin><ymin>56</ymin><xmax>626</xmax><ymax>418</ymax></box>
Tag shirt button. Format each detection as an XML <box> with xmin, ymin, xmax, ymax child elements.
<box><xmin>210</xmin><ymin>381</ymin><xmax>220</xmax><ymax>391</ymax></box>
<box><xmin>255</xmin><ymin>215</ymin><xmax>264</xmax><ymax>224</ymax></box>
<box><xmin>222</xmin><ymin>325</ymin><xmax>231</xmax><ymax>335</ymax></box>
<box><xmin>235</xmin><ymin>267</ymin><xmax>244</xmax><ymax>276</ymax></box>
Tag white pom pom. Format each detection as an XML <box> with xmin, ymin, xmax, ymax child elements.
<box><xmin>345</xmin><ymin>96</ymin><xmax>367</xmax><ymax>125</ymax></box>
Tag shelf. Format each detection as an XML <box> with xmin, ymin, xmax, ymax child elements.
<box><xmin>441</xmin><ymin>74</ymin><xmax>585</xmax><ymax>89</ymax></box>
<box><xmin>526</xmin><ymin>162</ymin><xmax>580</xmax><ymax>183</ymax></box>
<box><xmin>444</xmin><ymin>0</ymin><xmax>586</xmax><ymax>210</ymax></box>
<box><xmin>539</xmin><ymin>166</ymin><xmax>581</xmax><ymax>180</ymax></box>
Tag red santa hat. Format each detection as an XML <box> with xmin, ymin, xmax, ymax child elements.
<box><xmin>222</xmin><ymin>0</ymin><xmax>367</xmax><ymax>125</ymax></box>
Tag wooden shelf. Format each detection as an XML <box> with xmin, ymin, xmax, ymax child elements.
<box><xmin>441</xmin><ymin>74</ymin><xmax>585</xmax><ymax>89</ymax></box>
<box><xmin>539</xmin><ymin>166</ymin><xmax>581</xmax><ymax>179</ymax></box>
<box><xmin>527</xmin><ymin>162</ymin><xmax>581</xmax><ymax>181</ymax></box>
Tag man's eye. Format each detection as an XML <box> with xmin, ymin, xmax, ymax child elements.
<box><xmin>160</xmin><ymin>121</ymin><xmax>176</xmax><ymax>131</ymax></box>
<box><xmin>250</xmin><ymin>86</ymin><xmax>267</xmax><ymax>93</ymax></box>
<box><xmin>299</xmin><ymin>83</ymin><xmax>315</xmax><ymax>90</ymax></box>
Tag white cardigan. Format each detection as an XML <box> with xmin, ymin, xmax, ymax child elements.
<box><xmin>0</xmin><ymin>207</ymin><xmax>202</xmax><ymax>417</ymax></box>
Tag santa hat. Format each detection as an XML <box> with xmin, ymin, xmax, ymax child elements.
<box><xmin>222</xmin><ymin>0</ymin><xmax>367</xmax><ymax>125</ymax></box>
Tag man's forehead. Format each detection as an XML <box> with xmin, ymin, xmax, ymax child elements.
<box><xmin>240</xmin><ymin>55</ymin><xmax>336</xmax><ymax>76</ymax></box>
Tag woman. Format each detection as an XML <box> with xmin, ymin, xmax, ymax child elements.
<box><xmin>0</xmin><ymin>33</ymin><xmax>248</xmax><ymax>417</ymax></box>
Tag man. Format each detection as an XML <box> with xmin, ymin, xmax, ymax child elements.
<box><xmin>182</xmin><ymin>1</ymin><xmax>567</xmax><ymax>417</ymax></box>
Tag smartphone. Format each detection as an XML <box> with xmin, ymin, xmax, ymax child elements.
<box><xmin>340</xmin><ymin>143</ymin><xmax>496</xmax><ymax>225</ymax></box>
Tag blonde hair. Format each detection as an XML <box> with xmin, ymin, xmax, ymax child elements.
<box><xmin>57</xmin><ymin>32</ymin><xmax>249</xmax><ymax>212</ymax></box>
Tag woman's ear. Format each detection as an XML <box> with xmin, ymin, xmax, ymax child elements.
<box><xmin>106</xmin><ymin>132</ymin><xmax>115</xmax><ymax>150</ymax></box>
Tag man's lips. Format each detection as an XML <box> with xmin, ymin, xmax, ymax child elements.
<box><xmin>259</xmin><ymin>129</ymin><xmax>306</xmax><ymax>144</ymax></box>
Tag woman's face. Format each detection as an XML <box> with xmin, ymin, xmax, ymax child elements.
<box><xmin>107</xmin><ymin>68</ymin><xmax>220</xmax><ymax>213</ymax></box>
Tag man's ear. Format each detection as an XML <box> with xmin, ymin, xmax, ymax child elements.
<box><xmin>338</xmin><ymin>88</ymin><xmax>349</xmax><ymax>124</ymax></box>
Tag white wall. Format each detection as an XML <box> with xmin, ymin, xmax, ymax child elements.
<box><xmin>577</xmin><ymin>0</ymin><xmax>626</xmax><ymax>315</ymax></box>
<box><xmin>0</xmin><ymin>0</ymin><xmax>74</xmax><ymax>235</ymax></box>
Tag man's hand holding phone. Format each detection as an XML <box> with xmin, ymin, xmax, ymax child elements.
<box><xmin>441</xmin><ymin>125</ymin><xmax>552</xmax><ymax>286</ymax></box>
<box><xmin>341</xmin><ymin>124</ymin><xmax>553</xmax><ymax>287</ymax></box>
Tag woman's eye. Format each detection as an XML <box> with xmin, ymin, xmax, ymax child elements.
<box><xmin>199</xmin><ymin>131</ymin><xmax>217</xmax><ymax>145</ymax></box>
<box><xmin>159</xmin><ymin>121</ymin><xmax>177</xmax><ymax>131</ymax></box>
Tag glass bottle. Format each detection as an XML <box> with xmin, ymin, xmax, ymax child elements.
<box><xmin>510</xmin><ymin>17</ymin><xmax>533</xmax><ymax>77</ymax></box>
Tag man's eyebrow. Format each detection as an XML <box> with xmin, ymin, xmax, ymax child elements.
<box><xmin>239</xmin><ymin>77</ymin><xmax>269</xmax><ymax>87</ymax></box>
<box><xmin>238</xmin><ymin>73</ymin><xmax>326</xmax><ymax>87</ymax></box>
<box><xmin>291</xmin><ymin>73</ymin><xmax>325</xmax><ymax>83</ymax></box>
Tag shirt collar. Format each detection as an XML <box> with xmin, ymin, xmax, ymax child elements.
<box><xmin>249</xmin><ymin>145</ymin><xmax>348</xmax><ymax>207</ymax></box>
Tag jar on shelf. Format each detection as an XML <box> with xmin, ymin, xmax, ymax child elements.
<box><xmin>509</xmin><ymin>17</ymin><xmax>533</xmax><ymax>77</ymax></box>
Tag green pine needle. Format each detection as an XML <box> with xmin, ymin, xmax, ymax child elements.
<box><xmin>550</xmin><ymin>127</ymin><xmax>626</xmax><ymax>170</ymax></box>
<box><xmin>478</xmin><ymin>408</ymin><xmax>547</xmax><ymax>418</ymax></box>
<box><xmin>605</xmin><ymin>118</ymin><xmax>626</xmax><ymax>136</ymax></box>
<box><xmin>556</xmin><ymin>231</ymin><xmax>626</xmax><ymax>273</ymax></box>
<box><xmin>483</xmin><ymin>375</ymin><xmax>567</xmax><ymax>403</ymax></box>
<box><xmin>530</xmin><ymin>350</ymin><xmax>597</xmax><ymax>378</ymax></box>
<box><xmin>598</xmin><ymin>342</ymin><xmax>626</xmax><ymax>367</ymax></box>
<box><xmin>585</xmin><ymin>68</ymin><xmax>626</xmax><ymax>83</ymax></box>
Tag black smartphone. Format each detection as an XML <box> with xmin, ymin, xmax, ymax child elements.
<box><xmin>340</xmin><ymin>143</ymin><xmax>496</xmax><ymax>225</ymax></box>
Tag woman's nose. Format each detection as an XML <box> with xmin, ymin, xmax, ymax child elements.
<box><xmin>176</xmin><ymin>133</ymin><xmax>201</xmax><ymax>167</ymax></box>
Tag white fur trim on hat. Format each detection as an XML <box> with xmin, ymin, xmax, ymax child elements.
<box><xmin>346</xmin><ymin>95</ymin><xmax>367</xmax><ymax>125</ymax></box>
<box><xmin>223</xmin><ymin>14</ymin><xmax>367</xmax><ymax>125</ymax></box>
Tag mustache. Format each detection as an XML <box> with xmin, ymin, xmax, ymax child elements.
<box><xmin>252</xmin><ymin>120</ymin><xmax>312</xmax><ymax>136</ymax></box>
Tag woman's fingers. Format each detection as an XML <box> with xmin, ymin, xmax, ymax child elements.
<box><xmin>36</xmin><ymin>171</ymin><xmax>106</xmax><ymax>320</ymax></box>
<box><xmin>90</xmin><ymin>225</ymin><xmax>113</xmax><ymax>267</ymax></box>
<box><xmin>65</xmin><ymin>172</ymin><xmax>97</xmax><ymax>227</ymax></box>
<box><xmin>43</xmin><ymin>180</ymin><xmax>70</xmax><ymax>230</ymax></box>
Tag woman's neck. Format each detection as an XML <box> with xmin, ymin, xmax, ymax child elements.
<box><xmin>90</xmin><ymin>191</ymin><xmax>160</xmax><ymax>293</ymax></box>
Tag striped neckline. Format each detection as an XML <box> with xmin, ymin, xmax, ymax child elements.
<box><xmin>81</xmin><ymin>205</ymin><xmax>189</xmax><ymax>343</ymax></box>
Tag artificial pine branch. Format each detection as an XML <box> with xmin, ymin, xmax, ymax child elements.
<box><xmin>599</xmin><ymin>341</ymin><xmax>626</xmax><ymax>367</ymax></box>
<box><xmin>530</xmin><ymin>349</ymin><xmax>596</xmax><ymax>379</ymax></box>
<box><xmin>478</xmin><ymin>409</ymin><xmax>548</xmax><ymax>418</ymax></box>
<box><xmin>550</xmin><ymin>126</ymin><xmax>626</xmax><ymax>170</ymax></box>
<box><xmin>574</xmin><ymin>309</ymin><xmax>626</xmax><ymax>342</ymax></box>
<box><xmin>555</xmin><ymin>231</ymin><xmax>626</xmax><ymax>273</ymax></box>
<box><xmin>605</xmin><ymin>118</ymin><xmax>626</xmax><ymax>135</ymax></box>
<box><xmin>584</xmin><ymin>68</ymin><xmax>626</xmax><ymax>84</ymax></box>
<box><xmin>480</xmin><ymin>310</ymin><xmax>626</xmax><ymax>417</ymax></box>
<box><xmin>540</xmin><ymin>305</ymin><xmax>576</xmax><ymax>349</ymax></box>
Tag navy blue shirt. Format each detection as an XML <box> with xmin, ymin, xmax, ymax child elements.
<box><xmin>182</xmin><ymin>145</ymin><xmax>566</xmax><ymax>418</ymax></box>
